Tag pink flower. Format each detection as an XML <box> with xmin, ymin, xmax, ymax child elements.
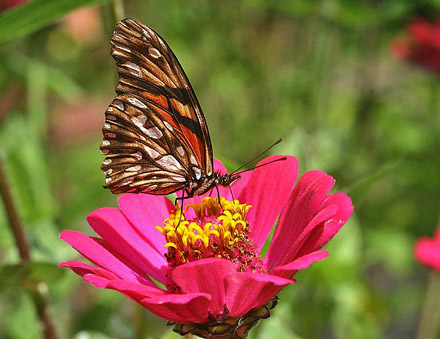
<box><xmin>391</xmin><ymin>17</ymin><xmax>440</xmax><ymax>75</ymax></box>
<box><xmin>59</xmin><ymin>156</ymin><xmax>353</xmax><ymax>337</ymax></box>
<box><xmin>415</xmin><ymin>228</ymin><xmax>440</xmax><ymax>273</ymax></box>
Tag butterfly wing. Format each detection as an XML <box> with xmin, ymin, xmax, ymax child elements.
<box><xmin>101</xmin><ymin>18</ymin><xmax>213</xmax><ymax>194</ymax></box>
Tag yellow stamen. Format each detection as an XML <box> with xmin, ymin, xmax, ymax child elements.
<box><xmin>157</xmin><ymin>197</ymin><xmax>252</xmax><ymax>264</ymax></box>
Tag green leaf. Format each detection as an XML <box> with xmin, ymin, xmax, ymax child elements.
<box><xmin>0</xmin><ymin>262</ymin><xmax>65</xmax><ymax>290</ymax></box>
<box><xmin>0</xmin><ymin>0</ymin><xmax>112</xmax><ymax>44</ymax></box>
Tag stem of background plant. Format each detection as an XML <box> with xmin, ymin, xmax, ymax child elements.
<box><xmin>112</xmin><ymin>0</ymin><xmax>125</xmax><ymax>23</ymax></box>
<box><xmin>134</xmin><ymin>305</ymin><xmax>147</xmax><ymax>339</ymax></box>
<box><xmin>0</xmin><ymin>156</ymin><xmax>58</xmax><ymax>339</ymax></box>
<box><xmin>417</xmin><ymin>272</ymin><xmax>440</xmax><ymax>339</ymax></box>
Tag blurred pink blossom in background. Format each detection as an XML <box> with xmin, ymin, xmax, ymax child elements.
<box><xmin>392</xmin><ymin>17</ymin><xmax>440</xmax><ymax>75</ymax></box>
<box><xmin>415</xmin><ymin>228</ymin><xmax>440</xmax><ymax>273</ymax></box>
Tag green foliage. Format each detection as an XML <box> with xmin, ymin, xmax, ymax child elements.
<box><xmin>0</xmin><ymin>0</ymin><xmax>439</xmax><ymax>338</ymax></box>
<box><xmin>0</xmin><ymin>0</ymin><xmax>111</xmax><ymax>44</ymax></box>
<box><xmin>0</xmin><ymin>262</ymin><xmax>65</xmax><ymax>290</ymax></box>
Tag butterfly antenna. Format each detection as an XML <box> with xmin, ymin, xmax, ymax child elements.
<box><xmin>230</xmin><ymin>138</ymin><xmax>283</xmax><ymax>175</ymax></box>
<box><xmin>233</xmin><ymin>157</ymin><xmax>287</xmax><ymax>175</ymax></box>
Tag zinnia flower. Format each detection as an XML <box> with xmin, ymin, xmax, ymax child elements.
<box><xmin>59</xmin><ymin>155</ymin><xmax>353</xmax><ymax>337</ymax></box>
<box><xmin>391</xmin><ymin>17</ymin><xmax>440</xmax><ymax>75</ymax></box>
<box><xmin>415</xmin><ymin>227</ymin><xmax>440</xmax><ymax>273</ymax></box>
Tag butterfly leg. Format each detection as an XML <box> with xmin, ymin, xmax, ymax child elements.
<box><xmin>174</xmin><ymin>193</ymin><xmax>185</xmax><ymax>227</ymax></box>
<box><xmin>214</xmin><ymin>184</ymin><xmax>225</xmax><ymax>211</ymax></box>
<box><xmin>228</xmin><ymin>186</ymin><xmax>235</xmax><ymax>202</ymax></box>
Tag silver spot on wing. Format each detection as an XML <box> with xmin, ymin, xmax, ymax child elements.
<box><xmin>128</xmin><ymin>97</ymin><xmax>147</xmax><ymax>109</ymax></box>
<box><xmin>126</xmin><ymin>165</ymin><xmax>142</xmax><ymax>172</ymax></box>
<box><xmin>149</xmin><ymin>47</ymin><xmax>161</xmax><ymax>59</ymax></box>
<box><xmin>157</xmin><ymin>155</ymin><xmax>182</xmax><ymax>171</ymax></box>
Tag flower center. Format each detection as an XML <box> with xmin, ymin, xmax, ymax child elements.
<box><xmin>156</xmin><ymin>196</ymin><xmax>265</xmax><ymax>292</ymax></box>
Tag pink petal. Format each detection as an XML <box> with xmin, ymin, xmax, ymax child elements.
<box><xmin>265</xmin><ymin>170</ymin><xmax>353</xmax><ymax>270</ymax></box>
<box><xmin>224</xmin><ymin>272</ymin><xmax>294</xmax><ymax>317</ymax></box>
<box><xmin>237</xmin><ymin>155</ymin><xmax>298</xmax><ymax>251</ymax></box>
<box><xmin>272</xmin><ymin>250</ymin><xmax>329</xmax><ymax>278</ymax></box>
<box><xmin>60</xmin><ymin>230</ymin><xmax>156</xmax><ymax>287</ymax></box>
<box><xmin>299</xmin><ymin>192</ymin><xmax>353</xmax><ymax>254</ymax></box>
<box><xmin>142</xmin><ymin>293</ymin><xmax>211</xmax><ymax>324</ymax></box>
<box><xmin>118</xmin><ymin>194</ymin><xmax>174</xmax><ymax>256</ymax></box>
<box><xmin>83</xmin><ymin>273</ymin><xmax>112</xmax><ymax>288</ymax></box>
<box><xmin>88</xmin><ymin>207</ymin><xmax>167</xmax><ymax>283</ymax></box>
<box><xmin>105</xmin><ymin>279</ymin><xmax>166</xmax><ymax>302</ymax></box>
<box><xmin>58</xmin><ymin>261</ymin><xmax>117</xmax><ymax>287</ymax></box>
<box><xmin>213</xmin><ymin>158</ymin><xmax>228</xmax><ymax>175</ymax></box>
<box><xmin>172</xmin><ymin>258</ymin><xmax>236</xmax><ymax>317</ymax></box>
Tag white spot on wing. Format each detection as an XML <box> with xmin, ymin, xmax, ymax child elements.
<box><xmin>124</xmin><ymin>61</ymin><xmax>141</xmax><ymax>76</ymax></box>
<box><xmin>131</xmin><ymin>115</ymin><xmax>147</xmax><ymax>126</ymax></box>
<box><xmin>171</xmin><ymin>175</ymin><xmax>186</xmax><ymax>182</ymax></box>
<box><xmin>104</xmin><ymin>123</ymin><xmax>111</xmax><ymax>129</ymax></box>
<box><xmin>105</xmin><ymin>169</ymin><xmax>113</xmax><ymax>175</ymax></box>
<box><xmin>190</xmin><ymin>155</ymin><xmax>198</xmax><ymax>165</ymax></box>
<box><xmin>157</xmin><ymin>155</ymin><xmax>182</xmax><ymax>171</ymax></box>
<box><xmin>176</xmin><ymin>147</ymin><xmax>185</xmax><ymax>156</ymax></box>
<box><xmin>121</xmin><ymin>178</ymin><xmax>134</xmax><ymax>186</ymax></box>
<box><xmin>105</xmin><ymin>177</ymin><xmax>112</xmax><ymax>183</ymax></box>
<box><xmin>192</xmin><ymin>167</ymin><xmax>202</xmax><ymax>180</ymax></box>
<box><xmin>144</xmin><ymin>146</ymin><xmax>160</xmax><ymax>159</ymax></box>
<box><xmin>158</xmin><ymin>38</ymin><xmax>167</xmax><ymax>50</ymax></box>
<box><xmin>119</xmin><ymin>45</ymin><xmax>131</xmax><ymax>53</ymax></box>
<box><xmin>142</xmin><ymin>28</ymin><xmax>152</xmax><ymax>39</ymax></box>
<box><xmin>149</xmin><ymin>184</ymin><xmax>158</xmax><ymax>190</ymax></box>
<box><xmin>149</xmin><ymin>47</ymin><xmax>161</xmax><ymax>59</ymax></box>
<box><xmin>103</xmin><ymin>158</ymin><xmax>112</xmax><ymax>165</ymax></box>
<box><xmin>132</xmin><ymin>151</ymin><xmax>143</xmax><ymax>160</ymax></box>
<box><xmin>107</xmin><ymin>107</ymin><xmax>113</xmax><ymax>112</ymax></box>
<box><xmin>104</xmin><ymin>132</ymin><xmax>116</xmax><ymax>139</ymax></box>
<box><xmin>114</xmin><ymin>101</ymin><xmax>124</xmax><ymax>111</ymax></box>
<box><xmin>126</xmin><ymin>165</ymin><xmax>142</xmax><ymax>172</ymax></box>
<box><xmin>207</xmin><ymin>168</ymin><xmax>213</xmax><ymax>176</ymax></box>
<box><xmin>163</xmin><ymin>120</ymin><xmax>173</xmax><ymax>131</ymax></box>
<box><xmin>102</xmin><ymin>140</ymin><xmax>110</xmax><ymax>146</ymax></box>
<box><xmin>128</xmin><ymin>97</ymin><xmax>147</xmax><ymax>109</ymax></box>
<box><xmin>145</xmin><ymin>127</ymin><xmax>162</xmax><ymax>139</ymax></box>
<box><xmin>131</xmin><ymin>116</ymin><xmax>162</xmax><ymax>139</ymax></box>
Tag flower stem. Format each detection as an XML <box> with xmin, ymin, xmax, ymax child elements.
<box><xmin>417</xmin><ymin>272</ymin><xmax>440</xmax><ymax>339</ymax></box>
<box><xmin>0</xmin><ymin>156</ymin><xmax>58</xmax><ymax>339</ymax></box>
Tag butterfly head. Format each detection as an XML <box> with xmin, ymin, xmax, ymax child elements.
<box><xmin>217</xmin><ymin>172</ymin><xmax>241</xmax><ymax>188</ymax></box>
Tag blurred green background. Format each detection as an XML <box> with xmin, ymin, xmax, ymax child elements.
<box><xmin>0</xmin><ymin>0</ymin><xmax>440</xmax><ymax>338</ymax></box>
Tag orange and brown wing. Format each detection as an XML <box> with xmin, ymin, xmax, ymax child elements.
<box><xmin>101</xmin><ymin>18</ymin><xmax>213</xmax><ymax>194</ymax></box>
<box><xmin>101</xmin><ymin>94</ymin><xmax>200</xmax><ymax>194</ymax></box>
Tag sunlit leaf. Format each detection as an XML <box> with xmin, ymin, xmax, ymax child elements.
<box><xmin>0</xmin><ymin>0</ymin><xmax>111</xmax><ymax>44</ymax></box>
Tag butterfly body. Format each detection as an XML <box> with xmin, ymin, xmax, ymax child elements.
<box><xmin>101</xmin><ymin>18</ymin><xmax>240</xmax><ymax>198</ymax></box>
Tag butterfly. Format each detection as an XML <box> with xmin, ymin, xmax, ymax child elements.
<box><xmin>100</xmin><ymin>18</ymin><xmax>241</xmax><ymax>199</ymax></box>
